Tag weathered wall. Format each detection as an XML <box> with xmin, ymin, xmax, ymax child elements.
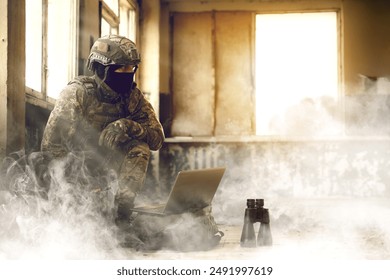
<box><xmin>343</xmin><ymin>0</ymin><xmax>390</xmax><ymax>93</ymax></box>
<box><xmin>171</xmin><ymin>12</ymin><xmax>215</xmax><ymax>136</ymax></box>
<box><xmin>25</xmin><ymin>104</ymin><xmax>51</xmax><ymax>153</ymax></box>
<box><xmin>0</xmin><ymin>0</ymin><xmax>26</xmax><ymax>159</ymax></box>
<box><xmin>170</xmin><ymin>11</ymin><xmax>255</xmax><ymax>136</ymax></box>
<box><xmin>0</xmin><ymin>0</ymin><xmax>7</xmax><ymax>158</ymax></box>
<box><xmin>78</xmin><ymin>0</ymin><xmax>100</xmax><ymax>75</ymax></box>
<box><xmin>215</xmin><ymin>12</ymin><xmax>254</xmax><ymax>135</ymax></box>
<box><xmin>159</xmin><ymin>139</ymin><xmax>390</xmax><ymax>222</ymax></box>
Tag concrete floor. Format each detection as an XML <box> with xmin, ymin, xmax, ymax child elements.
<box><xmin>1</xmin><ymin>197</ymin><xmax>390</xmax><ymax>260</ymax></box>
<box><xmin>114</xmin><ymin>224</ymin><xmax>268</xmax><ymax>260</ymax></box>
<box><xmin>114</xmin><ymin>198</ymin><xmax>390</xmax><ymax>260</ymax></box>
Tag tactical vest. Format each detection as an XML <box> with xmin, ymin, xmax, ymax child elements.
<box><xmin>68</xmin><ymin>76</ymin><xmax>132</xmax><ymax>132</ymax></box>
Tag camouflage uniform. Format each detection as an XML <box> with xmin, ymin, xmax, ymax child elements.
<box><xmin>41</xmin><ymin>35</ymin><xmax>165</xmax><ymax>222</ymax></box>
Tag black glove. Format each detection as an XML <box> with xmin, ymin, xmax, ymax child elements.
<box><xmin>99</xmin><ymin>119</ymin><xmax>131</xmax><ymax>150</ymax></box>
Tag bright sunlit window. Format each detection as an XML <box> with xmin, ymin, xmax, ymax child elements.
<box><xmin>119</xmin><ymin>0</ymin><xmax>137</xmax><ymax>42</ymax></box>
<box><xmin>255</xmin><ymin>12</ymin><xmax>339</xmax><ymax>135</ymax></box>
<box><xmin>25</xmin><ymin>0</ymin><xmax>42</xmax><ymax>93</ymax></box>
<box><xmin>101</xmin><ymin>17</ymin><xmax>118</xmax><ymax>36</ymax></box>
<box><xmin>101</xmin><ymin>0</ymin><xmax>137</xmax><ymax>40</ymax></box>
<box><xmin>47</xmin><ymin>0</ymin><xmax>78</xmax><ymax>99</ymax></box>
<box><xmin>25</xmin><ymin>0</ymin><xmax>78</xmax><ymax>100</ymax></box>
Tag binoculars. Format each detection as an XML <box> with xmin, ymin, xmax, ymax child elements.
<box><xmin>240</xmin><ymin>198</ymin><xmax>272</xmax><ymax>247</ymax></box>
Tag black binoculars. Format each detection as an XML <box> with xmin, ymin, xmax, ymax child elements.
<box><xmin>240</xmin><ymin>198</ymin><xmax>272</xmax><ymax>247</ymax></box>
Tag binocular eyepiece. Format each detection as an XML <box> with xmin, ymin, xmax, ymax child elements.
<box><xmin>240</xmin><ymin>198</ymin><xmax>272</xmax><ymax>248</ymax></box>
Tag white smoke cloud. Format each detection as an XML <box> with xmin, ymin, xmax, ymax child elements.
<box><xmin>168</xmin><ymin>79</ymin><xmax>390</xmax><ymax>259</ymax></box>
<box><xmin>0</xmin><ymin>151</ymin><xmax>127</xmax><ymax>259</ymax></box>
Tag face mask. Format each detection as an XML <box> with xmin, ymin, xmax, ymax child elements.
<box><xmin>104</xmin><ymin>67</ymin><xmax>135</xmax><ymax>95</ymax></box>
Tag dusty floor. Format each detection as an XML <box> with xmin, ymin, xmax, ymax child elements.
<box><xmin>118</xmin><ymin>224</ymin><xmax>271</xmax><ymax>260</ymax></box>
<box><xmin>1</xmin><ymin>197</ymin><xmax>390</xmax><ymax>260</ymax></box>
<box><xmin>114</xmin><ymin>198</ymin><xmax>390</xmax><ymax>260</ymax></box>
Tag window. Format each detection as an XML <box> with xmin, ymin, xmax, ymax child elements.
<box><xmin>119</xmin><ymin>0</ymin><xmax>138</xmax><ymax>42</ymax></box>
<box><xmin>101</xmin><ymin>1</ymin><xmax>119</xmax><ymax>36</ymax></box>
<box><xmin>26</xmin><ymin>0</ymin><xmax>138</xmax><ymax>104</ymax></box>
<box><xmin>103</xmin><ymin>0</ymin><xmax>119</xmax><ymax>15</ymax></box>
<box><xmin>101</xmin><ymin>16</ymin><xmax>118</xmax><ymax>36</ymax></box>
<box><xmin>25</xmin><ymin>0</ymin><xmax>79</xmax><ymax>102</ymax></box>
<box><xmin>25</xmin><ymin>0</ymin><xmax>42</xmax><ymax>93</ymax></box>
<box><xmin>255</xmin><ymin>12</ymin><xmax>340</xmax><ymax>136</ymax></box>
<box><xmin>101</xmin><ymin>0</ymin><xmax>138</xmax><ymax>40</ymax></box>
<box><xmin>47</xmin><ymin>0</ymin><xmax>79</xmax><ymax>100</ymax></box>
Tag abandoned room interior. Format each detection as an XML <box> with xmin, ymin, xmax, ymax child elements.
<box><xmin>1</xmin><ymin>0</ymin><xmax>390</xmax><ymax>260</ymax></box>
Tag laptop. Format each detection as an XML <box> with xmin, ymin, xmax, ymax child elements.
<box><xmin>131</xmin><ymin>167</ymin><xmax>226</xmax><ymax>216</ymax></box>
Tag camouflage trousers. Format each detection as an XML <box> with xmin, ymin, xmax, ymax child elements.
<box><xmin>102</xmin><ymin>140</ymin><xmax>151</xmax><ymax>221</ymax></box>
<box><xmin>37</xmin><ymin>140</ymin><xmax>150</xmax><ymax>223</ymax></box>
<box><xmin>75</xmin><ymin>139</ymin><xmax>150</xmax><ymax>222</ymax></box>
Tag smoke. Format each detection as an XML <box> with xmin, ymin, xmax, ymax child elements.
<box><xmin>259</xmin><ymin>77</ymin><xmax>390</xmax><ymax>138</ymax></box>
<box><xmin>207</xmin><ymin>156</ymin><xmax>390</xmax><ymax>259</ymax></box>
<box><xmin>259</xmin><ymin>198</ymin><xmax>390</xmax><ymax>260</ymax></box>
<box><xmin>267</xmin><ymin>95</ymin><xmax>343</xmax><ymax>137</ymax></box>
<box><xmin>0</xmin><ymin>150</ymin><xmax>221</xmax><ymax>259</ymax></box>
<box><xmin>160</xmin><ymin>78</ymin><xmax>390</xmax><ymax>259</ymax></box>
<box><xmin>0</xmin><ymin>151</ymin><xmax>127</xmax><ymax>259</ymax></box>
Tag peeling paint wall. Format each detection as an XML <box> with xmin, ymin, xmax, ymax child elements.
<box><xmin>171</xmin><ymin>12</ymin><xmax>215</xmax><ymax>136</ymax></box>
<box><xmin>170</xmin><ymin>11</ymin><xmax>255</xmax><ymax>136</ymax></box>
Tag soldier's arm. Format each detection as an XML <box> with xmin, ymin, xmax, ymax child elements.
<box><xmin>41</xmin><ymin>84</ymin><xmax>84</xmax><ymax>158</ymax></box>
<box><xmin>127</xmin><ymin>91</ymin><xmax>165</xmax><ymax>151</ymax></box>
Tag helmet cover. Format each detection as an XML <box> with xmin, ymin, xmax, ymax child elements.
<box><xmin>87</xmin><ymin>35</ymin><xmax>141</xmax><ymax>71</ymax></box>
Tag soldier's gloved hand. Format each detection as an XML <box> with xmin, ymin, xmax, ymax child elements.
<box><xmin>99</xmin><ymin>119</ymin><xmax>131</xmax><ymax>150</ymax></box>
<box><xmin>125</xmin><ymin>119</ymin><xmax>145</xmax><ymax>138</ymax></box>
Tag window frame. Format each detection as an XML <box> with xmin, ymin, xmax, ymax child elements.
<box><xmin>25</xmin><ymin>0</ymin><xmax>139</xmax><ymax>110</ymax></box>
<box><xmin>100</xmin><ymin>0</ymin><xmax>139</xmax><ymax>39</ymax></box>
<box><xmin>25</xmin><ymin>0</ymin><xmax>79</xmax><ymax>110</ymax></box>
<box><xmin>101</xmin><ymin>0</ymin><xmax>120</xmax><ymax>35</ymax></box>
<box><xmin>119</xmin><ymin>0</ymin><xmax>139</xmax><ymax>42</ymax></box>
<box><xmin>254</xmin><ymin>11</ymin><xmax>341</xmax><ymax>136</ymax></box>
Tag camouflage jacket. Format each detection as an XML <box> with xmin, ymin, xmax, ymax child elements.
<box><xmin>41</xmin><ymin>76</ymin><xmax>165</xmax><ymax>158</ymax></box>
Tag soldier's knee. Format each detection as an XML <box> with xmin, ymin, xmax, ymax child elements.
<box><xmin>126</xmin><ymin>140</ymin><xmax>150</xmax><ymax>160</ymax></box>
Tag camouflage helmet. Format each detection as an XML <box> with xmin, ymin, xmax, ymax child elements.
<box><xmin>87</xmin><ymin>35</ymin><xmax>141</xmax><ymax>71</ymax></box>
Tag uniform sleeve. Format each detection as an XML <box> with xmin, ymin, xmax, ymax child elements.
<box><xmin>129</xmin><ymin>91</ymin><xmax>165</xmax><ymax>151</ymax></box>
<box><xmin>41</xmin><ymin>84</ymin><xmax>84</xmax><ymax>158</ymax></box>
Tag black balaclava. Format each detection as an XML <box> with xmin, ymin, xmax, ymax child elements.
<box><xmin>95</xmin><ymin>64</ymin><xmax>135</xmax><ymax>95</ymax></box>
<box><xmin>105</xmin><ymin>65</ymin><xmax>135</xmax><ymax>95</ymax></box>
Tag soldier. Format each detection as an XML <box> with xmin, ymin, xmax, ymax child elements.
<box><xmin>41</xmin><ymin>35</ymin><xmax>165</xmax><ymax>230</ymax></box>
